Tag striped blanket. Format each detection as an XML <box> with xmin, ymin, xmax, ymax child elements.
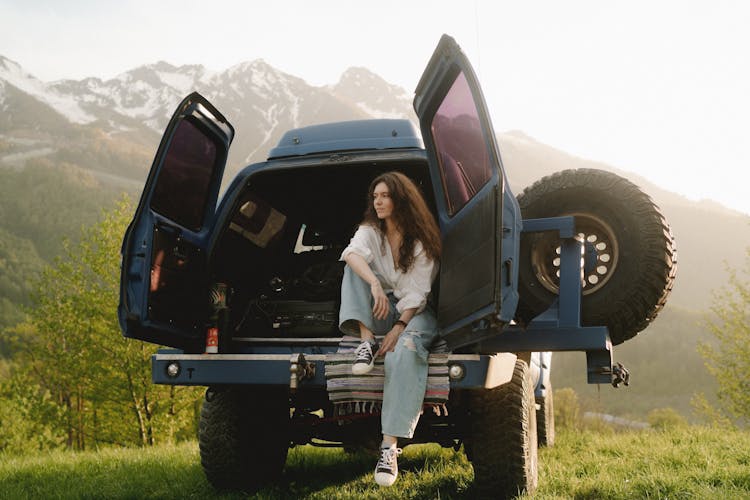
<box><xmin>325</xmin><ymin>335</ymin><xmax>450</xmax><ymax>416</ymax></box>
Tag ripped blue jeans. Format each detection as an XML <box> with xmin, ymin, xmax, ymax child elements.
<box><xmin>338</xmin><ymin>265</ymin><xmax>439</xmax><ymax>439</ymax></box>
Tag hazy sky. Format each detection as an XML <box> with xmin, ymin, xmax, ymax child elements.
<box><xmin>2</xmin><ymin>0</ymin><xmax>749</xmax><ymax>216</ymax></box>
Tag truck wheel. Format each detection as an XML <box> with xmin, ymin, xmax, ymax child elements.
<box><xmin>516</xmin><ymin>168</ymin><xmax>677</xmax><ymax>345</ymax></box>
<box><xmin>536</xmin><ymin>389</ymin><xmax>555</xmax><ymax>447</ymax></box>
<box><xmin>467</xmin><ymin>359</ymin><xmax>538</xmax><ymax>497</ymax></box>
<box><xmin>199</xmin><ymin>387</ymin><xmax>289</xmax><ymax>491</ymax></box>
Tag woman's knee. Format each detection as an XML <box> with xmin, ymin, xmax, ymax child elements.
<box><xmin>406</xmin><ymin>310</ymin><xmax>438</xmax><ymax>334</ymax></box>
<box><xmin>341</xmin><ymin>265</ymin><xmax>370</xmax><ymax>293</ymax></box>
<box><xmin>391</xmin><ymin>331</ymin><xmax>429</xmax><ymax>362</ymax></box>
<box><xmin>339</xmin><ymin>266</ymin><xmax>375</xmax><ymax>327</ymax></box>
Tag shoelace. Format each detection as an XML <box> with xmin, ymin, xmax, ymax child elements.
<box><xmin>376</xmin><ymin>447</ymin><xmax>402</xmax><ymax>470</ymax></box>
<box><xmin>354</xmin><ymin>341</ymin><xmax>373</xmax><ymax>360</ymax></box>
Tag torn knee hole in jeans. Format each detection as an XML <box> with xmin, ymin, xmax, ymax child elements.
<box><xmin>403</xmin><ymin>337</ymin><xmax>417</xmax><ymax>351</ymax></box>
<box><xmin>402</xmin><ymin>332</ymin><xmax>420</xmax><ymax>351</ymax></box>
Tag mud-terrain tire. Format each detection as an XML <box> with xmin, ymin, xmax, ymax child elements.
<box><xmin>516</xmin><ymin>168</ymin><xmax>677</xmax><ymax>345</ymax></box>
<box><xmin>199</xmin><ymin>386</ymin><xmax>289</xmax><ymax>491</ymax></box>
<box><xmin>536</xmin><ymin>388</ymin><xmax>555</xmax><ymax>447</ymax></box>
<box><xmin>467</xmin><ymin>359</ymin><xmax>538</xmax><ymax>498</ymax></box>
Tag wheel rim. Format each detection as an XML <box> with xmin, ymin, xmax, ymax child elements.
<box><xmin>530</xmin><ymin>213</ymin><xmax>619</xmax><ymax>296</ymax></box>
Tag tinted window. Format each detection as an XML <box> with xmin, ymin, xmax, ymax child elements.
<box><xmin>431</xmin><ymin>71</ymin><xmax>492</xmax><ymax>216</ymax></box>
<box><xmin>151</xmin><ymin>119</ymin><xmax>218</xmax><ymax>230</ymax></box>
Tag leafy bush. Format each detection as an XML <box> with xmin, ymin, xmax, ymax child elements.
<box><xmin>0</xmin><ymin>371</ymin><xmax>65</xmax><ymax>454</ymax></box>
<box><xmin>699</xmin><ymin>249</ymin><xmax>750</xmax><ymax>426</ymax></box>
<box><xmin>554</xmin><ymin>387</ymin><xmax>581</xmax><ymax>429</ymax></box>
<box><xmin>647</xmin><ymin>407</ymin><xmax>688</xmax><ymax>430</ymax></box>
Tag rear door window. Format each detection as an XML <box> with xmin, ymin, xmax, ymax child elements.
<box><xmin>150</xmin><ymin>118</ymin><xmax>220</xmax><ymax>231</ymax></box>
<box><xmin>431</xmin><ymin>71</ymin><xmax>492</xmax><ymax>216</ymax></box>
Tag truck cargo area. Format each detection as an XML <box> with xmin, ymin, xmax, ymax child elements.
<box><xmin>210</xmin><ymin>157</ymin><xmax>435</xmax><ymax>344</ymax></box>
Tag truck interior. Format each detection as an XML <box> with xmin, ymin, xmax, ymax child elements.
<box><xmin>208</xmin><ymin>159</ymin><xmax>438</xmax><ymax>343</ymax></box>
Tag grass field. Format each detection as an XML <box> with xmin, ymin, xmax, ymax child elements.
<box><xmin>1</xmin><ymin>426</ymin><xmax>749</xmax><ymax>499</ymax></box>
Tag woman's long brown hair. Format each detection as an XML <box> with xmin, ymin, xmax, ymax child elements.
<box><xmin>362</xmin><ymin>171</ymin><xmax>441</xmax><ymax>272</ymax></box>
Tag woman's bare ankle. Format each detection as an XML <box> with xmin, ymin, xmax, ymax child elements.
<box><xmin>381</xmin><ymin>435</ymin><xmax>398</xmax><ymax>448</ymax></box>
<box><xmin>358</xmin><ymin>322</ymin><xmax>375</xmax><ymax>342</ymax></box>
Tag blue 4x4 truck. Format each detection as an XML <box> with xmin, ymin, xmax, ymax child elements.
<box><xmin>118</xmin><ymin>35</ymin><xmax>676</xmax><ymax>496</ymax></box>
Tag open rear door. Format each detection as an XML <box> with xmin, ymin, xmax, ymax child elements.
<box><xmin>118</xmin><ymin>93</ymin><xmax>234</xmax><ymax>350</ymax></box>
<box><xmin>414</xmin><ymin>35</ymin><xmax>505</xmax><ymax>336</ymax></box>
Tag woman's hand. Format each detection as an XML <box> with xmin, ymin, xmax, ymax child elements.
<box><xmin>371</xmin><ymin>281</ymin><xmax>389</xmax><ymax>320</ymax></box>
<box><xmin>376</xmin><ymin>325</ymin><xmax>405</xmax><ymax>356</ymax></box>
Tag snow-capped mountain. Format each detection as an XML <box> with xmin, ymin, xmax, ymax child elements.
<box><xmin>0</xmin><ymin>55</ymin><xmax>97</xmax><ymax>124</ymax></box>
<box><xmin>0</xmin><ymin>55</ymin><xmax>415</xmax><ymax>175</ymax></box>
<box><xmin>329</xmin><ymin>67</ymin><xmax>415</xmax><ymax>121</ymax></box>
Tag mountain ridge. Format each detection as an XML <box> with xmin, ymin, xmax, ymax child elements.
<box><xmin>0</xmin><ymin>55</ymin><xmax>402</xmax><ymax>133</ymax></box>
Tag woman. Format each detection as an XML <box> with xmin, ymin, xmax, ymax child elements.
<box><xmin>338</xmin><ymin>171</ymin><xmax>441</xmax><ymax>487</ymax></box>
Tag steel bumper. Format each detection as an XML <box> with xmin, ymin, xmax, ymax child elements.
<box><xmin>152</xmin><ymin>351</ymin><xmax>511</xmax><ymax>389</ymax></box>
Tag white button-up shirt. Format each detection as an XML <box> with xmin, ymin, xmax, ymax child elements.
<box><xmin>340</xmin><ymin>224</ymin><xmax>438</xmax><ymax>314</ymax></box>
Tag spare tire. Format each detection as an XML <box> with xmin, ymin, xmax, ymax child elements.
<box><xmin>515</xmin><ymin>169</ymin><xmax>677</xmax><ymax>345</ymax></box>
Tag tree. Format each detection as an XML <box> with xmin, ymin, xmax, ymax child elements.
<box><xmin>698</xmin><ymin>249</ymin><xmax>750</xmax><ymax>426</ymax></box>
<box><xmin>3</xmin><ymin>197</ymin><xmax>201</xmax><ymax>452</ymax></box>
<box><xmin>0</xmin><ymin>368</ymin><xmax>64</xmax><ymax>453</ymax></box>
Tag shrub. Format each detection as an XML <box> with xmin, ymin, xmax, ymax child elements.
<box><xmin>554</xmin><ymin>387</ymin><xmax>581</xmax><ymax>429</ymax></box>
<box><xmin>647</xmin><ymin>407</ymin><xmax>688</xmax><ymax>430</ymax></box>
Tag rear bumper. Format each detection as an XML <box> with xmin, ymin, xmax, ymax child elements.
<box><xmin>152</xmin><ymin>351</ymin><xmax>516</xmax><ymax>390</ymax></box>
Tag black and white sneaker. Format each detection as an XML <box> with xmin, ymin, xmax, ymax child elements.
<box><xmin>352</xmin><ymin>340</ymin><xmax>377</xmax><ymax>375</ymax></box>
<box><xmin>374</xmin><ymin>445</ymin><xmax>402</xmax><ymax>487</ymax></box>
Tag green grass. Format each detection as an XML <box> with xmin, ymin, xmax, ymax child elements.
<box><xmin>530</xmin><ymin>426</ymin><xmax>750</xmax><ymax>499</ymax></box>
<box><xmin>1</xmin><ymin>426</ymin><xmax>749</xmax><ymax>499</ymax></box>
